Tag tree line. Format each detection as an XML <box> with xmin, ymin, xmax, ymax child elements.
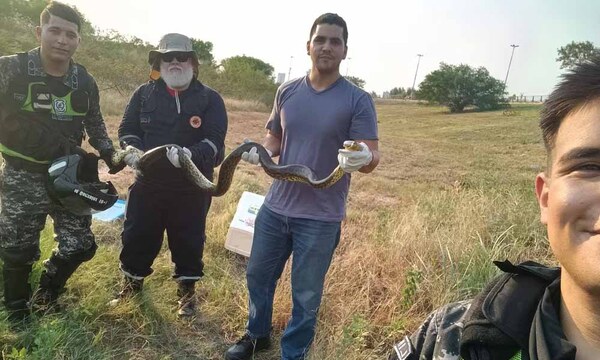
<box><xmin>385</xmin><ymin>41</ymin><xmax>598</xmax><ymax>113</ymax></box>
<box><xmin>0</xmin><ymin>0</ymin><xmax>280</xmax><ymax>105</ymax></box>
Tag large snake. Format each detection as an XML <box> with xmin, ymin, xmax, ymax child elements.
<box><xmin>112</xmin><ymin>141</ymin><xmax>360</xmax><ymax>197</ymax></box>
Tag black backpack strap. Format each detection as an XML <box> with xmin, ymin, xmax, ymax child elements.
<box><xmin>459</xmin><ymin>260</ymin><xmax>560</xmax><ymax>358</ymax></box>
<box><xmin>493</xmin><ymin>260</ymin><xmax>559</xmax><ymax>282</ymax></box>
<box><xmin>73</xmin><ymin>63</ymin><xmax>92</xmax><ymax>91</ymax></box>
<box><xmin>17</xmin><ymin>52</ymin><xmax>28</xmax><ymax>75</ymax></box>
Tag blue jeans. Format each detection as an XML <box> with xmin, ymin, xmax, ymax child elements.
<box><xmin>246</xmin><ymin>205</ymin><xmax>341</xmax><ymax>360</ymax></box>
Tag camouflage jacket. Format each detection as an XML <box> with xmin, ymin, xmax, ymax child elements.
<box><xmin>390</xmin><ymin>261</ymin><xmax>566</xmax><ymax>360</ymax></box>
<box><xmin>0</xmin><ymin>47</ymin><xmax>114</xmax><ymax>154</ymax></box>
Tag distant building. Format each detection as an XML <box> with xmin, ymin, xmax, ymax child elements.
<box><xmin>276</xmin><ymin>73</ymin><xmax>286</xmax><ymax>84</ymax></box>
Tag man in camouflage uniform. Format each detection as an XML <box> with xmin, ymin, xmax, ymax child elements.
<box><xmin>0</xmin><ymin>1</ymin><xmax>123</xmax><ymax>318</ymax></box>
<box><xmin>390</xmin><ymin>59</ymin><xmax>600</xmax><ymax>359</ymax></box>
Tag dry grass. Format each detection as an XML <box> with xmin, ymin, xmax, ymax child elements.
<box><xmin>224</xmin><ymin>98</ymin><xmax>271</xmax><ymax>113</ymax></box>
<box><xmin>1</xmin><ymin>100</ymin><xmax>552</xmax><ymax>359</ymax></box>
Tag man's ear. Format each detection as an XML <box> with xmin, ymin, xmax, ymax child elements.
<box><xmin>535</xmin><ymin>172</ymin><xmax>550</xmax><ymax>225</ymax></box>
<box><xmin>306</xmin><ymin>41</ymin><xmax>310</xmax><ymax>55</ymax></box>
<box><xmin>35</xmin><ymin>26</ymin><xmax>42</xmax><ymax>42</ymax></box>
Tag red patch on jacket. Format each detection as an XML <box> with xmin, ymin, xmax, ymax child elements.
<box><xmin>189</xmin><ymin>115</ymin><xmax>202</xmax><ymax>128</ymax></box>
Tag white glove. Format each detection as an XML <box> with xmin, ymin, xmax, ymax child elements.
<box><xmin>241</xmin><ymin>146</ymin><xmax>272</xmax><ymax>166</ymax></box>
<box><xmin>166</xmin><ymin>146</ymin><xmax>192</xmax><ymax>168</ymax></box>
<box><xmin>123</xmin><ymin>145</ymin><xmax>141</xmax><ymax>169</ymax></box>
<box><xmin>337</xmin><ymin>141</ymin><xmax>372</xmax><ymax>173</ymax></box>
<box><xmin>123</xmin><ymin>152</ymin><xmax>140</xmax><ymax>169</ymax></box>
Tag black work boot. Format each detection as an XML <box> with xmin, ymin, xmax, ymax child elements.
<box><xmin>225</xmin><ymin>333</ymin><xmax>271</xmax><ymax>360</ymax></box>
<box><xmin>108</xmin><ymin>276</ymin><xmax>144</xmax><ymax>306</ymax></box>
<box><xmin>176</xmin><ymin>280</ymin><xmax>196</xmax><ymax>317</ymax></box>
<box><xmin>3</xmin><ymin>264</ymin><xmax>33</xmax><ymax>320</ymax></box>
<box><xmin>30</xmin><ymin>255</ymin><xmax>82</xmax><ymax>313</ymax></box>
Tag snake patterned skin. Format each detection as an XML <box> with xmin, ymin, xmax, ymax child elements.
<box><xmin>111</xmin><ymin>145</ymin><xmax>144</xmax><ymax>166</ymax></box>
<box><xmin>112</xmin><ymin>141</ymin><xmax>360</xmax><ymax>197</ymax></box>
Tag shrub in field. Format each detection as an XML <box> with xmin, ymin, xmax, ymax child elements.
<box><xmin>418</xmin><ymin>63</ymin><xmax>506</xmax><ymax>113</ymax></box>
<box><xmin>215</xmin><ymin>56</ymin><xmax>278</xmax><ymax>106</ymax></box>
<box><xmin>0</xmin><ymin>0</ymin><xmax>278</xmax><ymax>107</ymax></box>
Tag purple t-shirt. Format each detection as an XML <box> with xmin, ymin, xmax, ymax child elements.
<box><xmin>264</xmin><ymin>76</ymin><xmax>378</xmax><ymax>222</ymax></box>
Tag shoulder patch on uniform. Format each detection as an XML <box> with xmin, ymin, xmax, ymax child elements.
<box><xmin>393</xmin><ymin>336</ymin><xmax>416</xmax><ymax>360</ymax></box>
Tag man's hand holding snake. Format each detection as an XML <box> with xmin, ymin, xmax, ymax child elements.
<box><xmin>241</xmin><ymin>146</ymin><xmax>273</xmax><ymax>166</ymax></box>
<box><xmin>123</xmin><ymin>147</ymin><xmax>142</xmax><ymax>169</ymax></box>
<box><xmin>100</xmin><ymin>148</ymin><xmax>127</xmax><ymax>174</ymax></box>
<box><xmin>166</xmin><ymin>146</ymin><xmax>192</xmax><ymax>168</ymax></box>
<box><xmin>337</xmin><ymin>141</ymin><xmax>372</xmax><ymax>173</ymax></box>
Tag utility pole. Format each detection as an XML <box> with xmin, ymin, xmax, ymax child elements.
<box><xmin>288</xmin><ymin>56</ymin><xmax>294</xmax><ymax>81</ymax></box>
<box><xmin>345</xmin><ymin>57</ymin><xmax>352</xmax><ymax>76</ymax></box>
<box><xmin>504</xmin><ymin>44</ymin><xmax>519</xmax><ymax>89</ymax></box>
<box><xmin>411</xmin><ymin>54</ymin><xmax>423</xmax><ymax>99</ymax></box>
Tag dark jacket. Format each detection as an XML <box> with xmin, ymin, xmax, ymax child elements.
<box><xmin>390</xmin><ymin>261</ymin><xmax>573</xmax><ymax>360</ymax></box>
<box><xmin>0</xmin><ymin>48</ymin><xmax>113</xmax><ymax>172</ymax></box>
<box><xmin>118</xmin><ymin>78</ymin><xmax>228</xmax><ymax>191</ymax></box>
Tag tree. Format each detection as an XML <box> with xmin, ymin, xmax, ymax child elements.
<box><xmin>389</xmin><ymin>87</ymin><xmax>406</xmax><ymax>97</ymax></box>
<box><xmin>345</xmin><ymin>76</ymin><xmax>365</xmax><ymax>89</ymax></box>
<box><xmin>1</xmin><ymin>0</ymin><xmax>94</xmax><ymax>35</ymax></box>
<box><xmin>417</xmin><ymin>63</ymin><xmax>505</xmax><ymax>113</ymax></box>
<box><xmin>190</xmin><ymin>38</ymin><xmax>215</xmax><ymax>66</ymax></box>
<box><xmin>556</xmin><ymin>41</ymin><xmax>599</xmax><ymax>69</ymax></box>
<box><xmin>220</xmin><ymin>55</ymin><xmax>274</xmax><ymax>78</ymax></box>
<box><xmin>215</xmin><ymin>55</ymin><xmax>277</xmax><ymax>105</ymax></box>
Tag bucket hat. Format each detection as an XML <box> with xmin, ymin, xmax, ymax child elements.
<box><xmin>148</xmin><ymin>33</ymin><xmax>198</xmax><ymax>65</ymax></box>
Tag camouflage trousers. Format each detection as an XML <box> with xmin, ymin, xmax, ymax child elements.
<box><xmin>0</xmin><ymin>163</ymin><xmax>95</xmax><ymax>265</ymax></box>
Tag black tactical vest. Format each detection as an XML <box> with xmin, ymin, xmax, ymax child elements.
<box><xmin>0</xmin><ymin>52</ymin><xmax>91</xmax><ymax>172</ymax></box>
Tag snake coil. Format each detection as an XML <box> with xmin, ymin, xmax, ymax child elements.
<box><xmin>111</xmin><ymin>141</ymin><xmax>360</xmax><ymax>197</ymax></box>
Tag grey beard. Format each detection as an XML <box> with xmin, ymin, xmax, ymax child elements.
<box><xmin>161</xmin><ymin>67</ymin><xmax>193</xmax><ymax>89</ymax></box>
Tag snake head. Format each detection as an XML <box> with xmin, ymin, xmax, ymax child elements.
<box><xmin>343</xmin><ymin>141</ymin><xmax>362</xmax><ymax>151</ymax></box>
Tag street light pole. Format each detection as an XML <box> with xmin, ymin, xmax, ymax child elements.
<box><xmin>411</xmin><ymin>54</ymin><xmax>423</xmax><ymax>99</ymax></box>
<box><xmin>504</xmin><ymin>44</ymin><xmax>519</xmax><ymax>88</ymax></box>
<box><xmin>345</xmin><ymin>57</ymin><xmax>352</xmax><ymax>76</ymax></box>
<box><xmin>288</xmin><ymin>56</ymin><xmax>294</xmax><ymax>81</ymax></box>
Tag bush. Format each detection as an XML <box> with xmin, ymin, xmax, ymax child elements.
<box><xmin>0</xmin><ymin>0</ymin><xmax>277</xmax><ymax>107</ymax></box>
<box><xmin>418</xmin><ymin>63</ymin><xmax>506</xmax><ymax>113</ymax></box>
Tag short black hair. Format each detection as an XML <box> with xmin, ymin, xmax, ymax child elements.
<box><xmin>540</xmin><ymin>57</ymin><xmax>600</xmax><ymax>154</ymax></box>
<box><xmin>309</xmin><ymin>13</ymin><xmax>348</xmax><ymax>46</ymax></box>
<box><xmin>40</xmin><ymin>1</ymin><xmax>82</xmax><ymax>32</ymax></box>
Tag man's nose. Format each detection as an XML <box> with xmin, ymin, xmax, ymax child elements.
<box><xmin>57</xmin><ymin>32</ymin><xmax>67</xmax><ymax>44</ymax></box>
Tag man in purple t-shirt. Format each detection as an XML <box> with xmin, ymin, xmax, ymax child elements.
<box><xmin>225</xmin><ymin>13</ymin><xmax>380</xmax><ymax>360</ymax></box>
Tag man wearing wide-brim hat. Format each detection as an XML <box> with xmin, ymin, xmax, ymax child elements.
<box><xmin>148</xmin><ymin>32</ymin><xmax>199</xmax><ymax>80</ymax></box>
<box><xmin>110</xmin><ymin>33</ymin><xmax>228</xmax><ymax>318</ymax></box>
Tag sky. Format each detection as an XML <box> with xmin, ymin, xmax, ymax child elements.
<box><xmin>61</xmin><ymin>0</ymin><xmax>600</xmax><ymax>97</ymax></box>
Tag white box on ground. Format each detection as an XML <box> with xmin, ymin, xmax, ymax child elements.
<box><xmin>225</xmin><ymin>191</ymin><xmax>265</xmax><ymax>257</ymax></box>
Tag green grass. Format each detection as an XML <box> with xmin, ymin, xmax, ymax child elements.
<box><xmin>0</xmin><ymin>101</ymin><xmax>553</xmax><ymax>359</ymax></box>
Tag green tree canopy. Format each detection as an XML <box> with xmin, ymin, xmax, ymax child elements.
<box><xmin>220</xmin><ymin>55</ymin><xmax>274</xmax><ymax>78</ymax></box>
<box><xmin>345</xmin><ymin>76</ymin><xmax>366</xmax><ymax>89</ymax></box>
<box><xmin>556</xmin><ymin>41</ymin><xmax>599</xmax><ymax>69</ymax></box>
<box><xmin>417</xmin><ymin>63</ymin><xmax>505</xmax><ymax>113</ymax></box>
<box><xmin>0</xmin><ymin>0</ymin><xmax>279</xmax><ymax>107</ymax></box>
<box><xmin>389</xmin><ymin>87</ymin><xmax>407</xmax><ymax>97</ymax></box>
<box><xmin>0</xmin><ymin>0</ymin><xmax>94</xmax><ymax>34</ymax></box>
<box><xmin>190</xmin><ymin>38</ymin><xmax>215</xmax><ymax>66</ymax></box>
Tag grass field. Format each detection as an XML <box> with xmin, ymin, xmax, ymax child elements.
<box><xmin>0</xmin><ymin>100</ymin><xmax>553</xmax><ymax>359</ymax></box>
